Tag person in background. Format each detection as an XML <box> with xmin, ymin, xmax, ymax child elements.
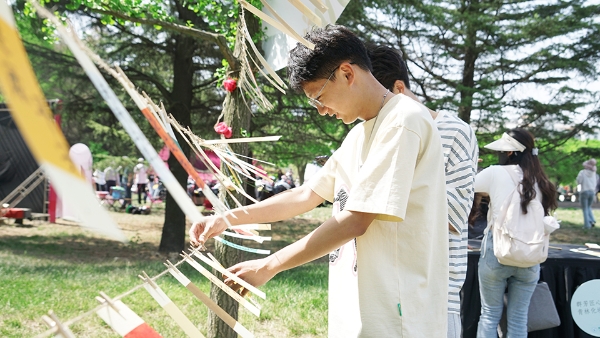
<box><xmin>116</xmin><ymin>166</ymin><xmax>123</xmax><ymax>186</ymax></box>
<box><xmin>577</xmin><ymin>158</ymin><xmax>598</xmax><ymax>228</ymax></box>
<box><xmin>273</xmin><ymin>169</ymin><xmax>296</xmax><ymax>194</ymax></box>
<box><xmin>190</xmin><ymin>25</ymin><xmax>449</xmax><ymax>336</ymax></box>
<box><xmin>93</xmin><ymin>167</ymin><xmax>106</xmax><ymax>191</ymax></box>
<box><xmin>147</xmin><ymin>167</ymin><xmax>156</xmax><ymax>199</ymax></box>
<box><xmin>104</xmin><ymin>165</ymin><xmax>118</xmax><ymax>192</ymax></box>
<box><xmin>133</xmin><ymin>158</ymin><xmax>148</xmax><ymax>205</ymax></box>
<box><xmin>368</xmin><ymin>44</ymin><xmax>478</xmax><ymax>338</ymax></box>
<box><xmin>475</xmin><ymin>129</ymin><xmax>557</xmax><ymax>337</ymax></box>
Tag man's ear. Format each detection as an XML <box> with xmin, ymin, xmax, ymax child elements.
<box><xmin>338</xmin><ymin>62</ymin><xmax>355</xmax><ymax>86</ymax></box>
<box><xmin>393</xmin><ymin>80</ymin><xmax>406</xmax><ymax>94</ymax></box>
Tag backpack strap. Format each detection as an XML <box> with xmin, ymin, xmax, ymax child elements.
<box><xmin>503</xmin><ymin>166</ymin><xmax>521</xmax><ymax>186</ymax></box>
<box><xmin>482</xmin><ymin>166</ymin><xmax>520</xmax><ymax>237</ymax></box>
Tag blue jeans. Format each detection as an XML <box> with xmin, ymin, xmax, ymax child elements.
<box><xmin>580</xmin><ymin>190</ymin><xmax>596</xmax><ymax>229</ymax></box>
<box><xmin>477</xmin><ymin>233</ymin><xmax>539</xmax><ymax>338</ymax></box>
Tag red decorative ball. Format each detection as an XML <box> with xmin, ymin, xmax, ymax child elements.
<box><xmin>223</xmin><ymin>78</ymin><xmax>237</xmax><ymax>92</ymax></box>
<box><xmin>214</xmin><ymin>122</ymin><xmax>233</xmax><ymax>139</ymax></box>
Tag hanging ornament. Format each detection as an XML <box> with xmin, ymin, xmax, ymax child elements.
<box><xmin>223</xmin><ymin>78</ymin><xmax>237</xmax><ymax>92</ymax></box>
<box><xmin>214</xmin><ymin>122</ymin><xmax>233</xmax><ymax>139</ymax></box>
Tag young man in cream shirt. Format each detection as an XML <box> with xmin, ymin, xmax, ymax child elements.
<box><xmin>190</xmin><ymin>25</ymin><xmax>449</xmax><ymax>337</ymax></box>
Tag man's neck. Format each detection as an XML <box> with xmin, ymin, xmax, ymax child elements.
<box><xmin>360</xmin><ymin>77</ymin><xmax>394</xmax><ymax>121</ymax></box>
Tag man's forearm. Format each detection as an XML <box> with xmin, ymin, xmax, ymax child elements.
<box><xmin>265</xmin><ymin>210</ymin><xmax>376</xmax><ymax>274</ymax></box>
<box><xmin>224</xmin><ymin>185</ymin><xmax>324</xmax><ymax>225</ymax></box>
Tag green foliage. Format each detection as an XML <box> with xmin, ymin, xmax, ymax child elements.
<box><xmin>539</xmin><ymin>138</ymin><xmax>600</xmax><ymax>185</ymax></box>
<box><xmin>214</xmin><ymin>58</ymin><xmax>230</xmax><ymax>87</ymax></box>
<box><xmin>87</xmin><ymin>140</ymin><xmax>108</xmax><ymax>161</ymax></box>
<box><xmin>339</xmin><ymin>0</ymin><xmax>600</xmax><ymax>140</ymax></box>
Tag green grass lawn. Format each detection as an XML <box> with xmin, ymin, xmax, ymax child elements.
<box><xmin>0</xmin><ymin>207</ymin><xmax>330</xmax><ymax>337</ymax></box>
<box><xmin>0</xmin><ymin>205</ymin><xmax>598</xmax><ymax>337</ymax></box>
<box><xmin>551</xmin><ymin>207</ymin><xmax>600</xmax><ymax>244</ymax></box>
<box><xmin>0</xmin><ymin>250</ymin><xmax>327</xmax><ymax>337</ymax></box>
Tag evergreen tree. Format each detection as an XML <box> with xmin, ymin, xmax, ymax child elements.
<box><xmin>340</xmin><ymin>0</ymin><xmax>600</xmax><ymax>144</ymax></box>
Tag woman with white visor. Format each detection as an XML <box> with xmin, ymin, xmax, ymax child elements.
<box><xmin>474</xmin><ymin>128</ymin><xmax>557</xmax><ymax>337</ymax></box>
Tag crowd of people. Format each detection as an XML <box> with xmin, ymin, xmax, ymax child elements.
<box><xmin>93</xmin><ymin>158</ymin><xmax>166</xmax><ymax>208</ymax></box>
<box><xmin>184</xmin><ymin>25</ymin><xmax>595</xmax><ymax>337</ymax></box>
<box><xmin>254</xmin><ymin>168</ymin><xmax>298</xmax><ymax>201</ymax></box>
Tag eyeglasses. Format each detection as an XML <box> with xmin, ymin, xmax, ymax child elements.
<box><xmin>307</xmin><ymin>66</ymin><xmax>339</xmax><ymax>109</ymax></box>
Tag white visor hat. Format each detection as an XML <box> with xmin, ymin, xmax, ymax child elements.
<box><xmin>484</xmin><ymin>133</ymin><xmax>526</xmax><ymax>152</ymax></box>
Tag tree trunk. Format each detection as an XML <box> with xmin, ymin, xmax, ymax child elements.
<box><xmin>207</xmin><ymin>86</ymin><xmax>251</xmax><ymax>338</ymax></box>
<box><xmin>207</xmin><ymin>8</ymin><xmax>258</xmax><ymax>338</ymax></box>
<box><xmin>458</xmin><ymin>1</ymin><xmax>478</xmax><ymax>124</ymax></box>
<box><xmin>159</xmin><ymin>34</ymin><xmax>195</xmax><ymax>253</ymax></box>
<box><xmin>296</xmin><ymin>160</ymin><xmax>308</xmax><ymax>186</ymax></box>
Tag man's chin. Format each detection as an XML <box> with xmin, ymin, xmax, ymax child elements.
<box><xmin>341</xmin><ymin>116</ymin><xmax>358</xmax><ymax>124</ymax></box>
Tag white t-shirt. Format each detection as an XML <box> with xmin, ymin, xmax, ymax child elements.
<box><xmin>134</xmin><ymin>163</ymin><xmax>148</xmax><ymax>184</ymax></box>
<box><xmin>475</xmin><ymin>165</ymin><xmax>523</xmax><ymax>226</ymax></box>
<box><xmin>93</xmin><ymin>170</ymin><xmax>106</xmax><ymax>185</ymax></box>
<box><xmin>309</xmin><ymin>94</ymin><xmax>449</xmax><ymax>337</ymax></box>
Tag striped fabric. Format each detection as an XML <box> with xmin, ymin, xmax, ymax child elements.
<box><xmin>435</xmin><ymin>111</ymin><xmax>478</xmax><ymax>315</ymax></box>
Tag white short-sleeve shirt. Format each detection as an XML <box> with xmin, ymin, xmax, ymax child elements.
<box><xmin>309</xmin><ymin>94</ymin><xmax>449</xmax><ymax>337</ymax></box>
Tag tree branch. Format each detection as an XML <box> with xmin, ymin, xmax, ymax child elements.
<box><xmin>123</xmin><ymin>66</ymin><xmax>172</xmax><ymax>98</ymax></box>
<box><xmin>91</xmin><ymin>8</ymin><xmax>236</xmax><ymax>67</ymax></box>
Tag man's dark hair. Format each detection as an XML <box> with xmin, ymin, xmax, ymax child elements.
<box><xmin>367</xmin><ymin>45</ymin><xmax>411</xmax><ymax>91</ymax></box>
<box><xmin>287</xmin><ymin>25</ymin><xmax>372</xmax><ymax>92</ymax></box>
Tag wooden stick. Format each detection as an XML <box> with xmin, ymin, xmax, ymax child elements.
<box><xmin>240</xmin><ymin>0</ymin><xmax>314</xmax><ymax>50</ymax></box>
<box><xmin>230</xmin><ymin>224</ymin><xmax>272</xmax><ymax>231</ymax></box>
<box><xmin>96</xmin><ymin>291</ymin><xmax>126</xmax><ymax>319</ymax></box>
<box><xmin>288</xmin><ymin>0</ymin><xmax>323</xmax><ymax>27</ymax></box>
<box><xmin>95</xmin><ymin>295</ymin><xmax>161</xmax><ymax>337</ymax></box>
<box><xmin>165</xmin><ymin>261</ymin><xmax>254</xmax><ymax>338</ymax></box>
<box><xmin>240</xmin><ymin>23</ymin><xmax>287</xmax><ymax>89</ymax></box>
<box><xmin>181</xmin><ymin>252</ymin><xmax>260</xmax><ymax>316</ymax></box>
<box><xmin>221</xmin><ymin>230</ymin><xmax>270</xmax><ymax>243</ymax></box>
<box><xmin>190</xmin><ymin>249</ymin><xmax>266</xmax><ymax>299</ymax></box>
<box><xmin>41</xmin><ymin>311</ymin><xmax>76</xmax><ymax>338</ymax></box>
<box><xmin>309</xmin><ymin>0</ymin><xmax>328</xmax><ymax>13</ymax></box>
<box><xmin>259</xmin><ymin>0</ymin><xmax>315</xmax><ymax>50</ymax></box>
<box><xmin>232</xmin><ymin>227</ymin><xmax>260</xmax><ymax>237</ymax></box>
<box><xmin>139</xmin><ymin>272</ymin><xmax>206</xmax><ymax>338</ymax></box>
<box><xmin>201</xmin><ymin>135</ymin><xmax>281</xmax><ymax>145</ymax></box>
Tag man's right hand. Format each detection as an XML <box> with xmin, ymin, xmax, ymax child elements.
<box><xmin>189</xmin><ymin>215</ymin><xmax>228</xmax><ymax>247</ymax></box>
